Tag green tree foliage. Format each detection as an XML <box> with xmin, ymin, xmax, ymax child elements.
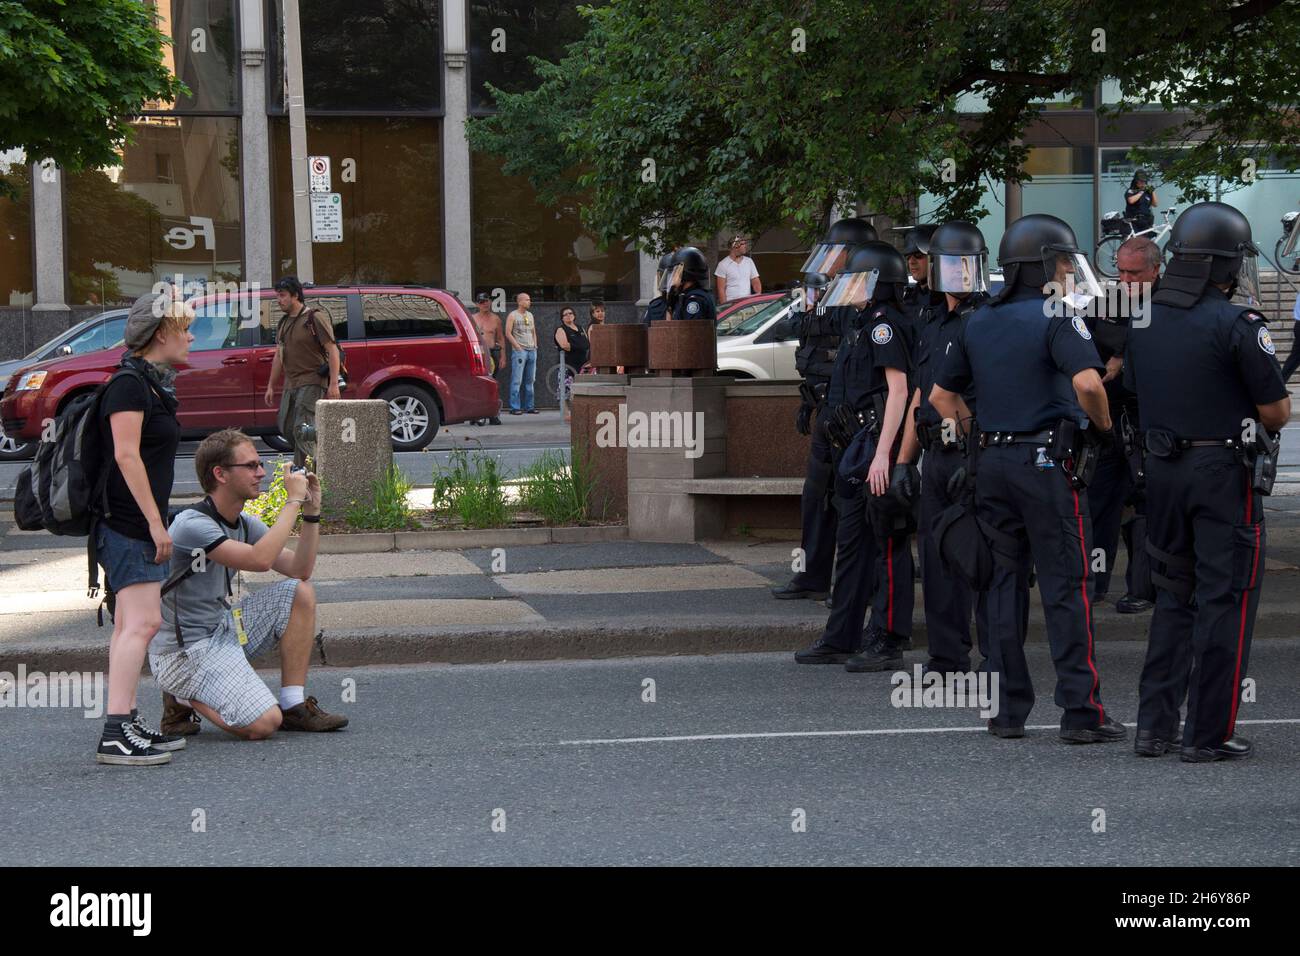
<box><xmin>0</xmin><ymin>0</ymin><xmax>184</xmax><ymax>197</ymax></box>
<box><xmin>467</xmin><ymin>0</ymin><xmax>1298</xmax><ymax>248</ymax></box>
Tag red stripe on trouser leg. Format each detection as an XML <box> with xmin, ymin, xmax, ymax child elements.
<box><xmin>1072</xmin><ymin>489</ymin><xmax>1104</xmax><ymax>724</ymax></box>
<box><xmin>886</xmin><ymin>538</ymin><xmax>894</xmax><ymax>632</ymax></box>
<box><xmin>1227</xmin><ymin>477</ymin><xmax>1258</xmax><ymax>740</ymax></box>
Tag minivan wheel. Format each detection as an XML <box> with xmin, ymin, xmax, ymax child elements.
<box><xmin>0</xmin><ymin>429</ymin><xmax>35</xmax><ymax>461</ymax></box>
<box><xmin>261</xmin><ymin>432</ymin><xmax>294</xmax><ymax>453</ymax></box>
<box><xmin>379</xmin><ymin>384</ymin><xmax>440</xmax><ymax>451</ymax></box>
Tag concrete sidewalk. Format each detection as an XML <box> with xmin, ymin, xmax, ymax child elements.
<box><xmin>3</xmin><ymin>497</ymin><xmax>1300</xmax><ymax>673</ymax></box>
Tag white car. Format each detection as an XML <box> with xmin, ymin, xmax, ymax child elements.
<box><xmin>715</xmin><ymin>277</ymin><xmax>1006</xmax><ymax>381</ymax></box>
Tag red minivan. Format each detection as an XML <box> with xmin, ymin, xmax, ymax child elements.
<box><xmin>1</xmin><ymin>286</ymin><xmax>500</xmax><ymax>452</ymax></box>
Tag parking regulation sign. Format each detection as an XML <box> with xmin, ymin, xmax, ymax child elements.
<box><xmin>308</xmin><ymin>155</ymin><xmax>330</xmax><ymax>193</ymax></box>
<box><xmin>310</xmin><ymin>192</ymin><xmax>343</xmax><ymax>242</ymax></box>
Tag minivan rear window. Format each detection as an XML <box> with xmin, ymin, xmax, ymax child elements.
<box><xmin>362</xmin><ymin>294</ymin><xmax>455</xmax><ymax>338</ymax></box>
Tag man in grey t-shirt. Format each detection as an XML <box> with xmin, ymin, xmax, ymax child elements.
<box><xmin>148</xmin><ymin>429</ymin><xmax>348</xmax><ymax>738</ymax></box>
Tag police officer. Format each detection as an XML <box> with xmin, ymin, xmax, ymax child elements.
<box><xmin>1124</xmin><ymin>201</ymin><xmax>1290</xmax><ymax>762</ymax></box>
<box><xmin>668</xmin><ymin>247</ymin><xmax>717</xmax><ymax>322</ymax></box>
<box><xmin>793</xmin><ymin>241</ymin><xmax>913</xmax><ymax>669</ymax></box>
<box><xmin>900</xmin><ymin>224</ymin><xmax>941</xmax><ymax>325</ymax></box>
<box><xmin>931</xmin><ymin>213</ymin><xmax>1125</xmax><ymax>743</ymax></box>
<box><xmin>644</xmin><ymin>252</ymin><xmax>676</xmax><ymax>324</ymax></box>
<box><xmin>773</xmin><ymin>218</ymin><xmax>878</xmax><ymax>601</ymax></box>
<box><xmin>1086</xmin><ymin>237</ymin><xmax>1160</xmax><ymax>612</ymax></box>
<box><xmin>896</xmin><ymin>221</ymin><xmax>991</xmax><ymax>675</ymax></box>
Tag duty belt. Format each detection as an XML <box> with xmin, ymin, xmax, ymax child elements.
<box><xmin>918</xmin><ymin>421</ymin><xmax>962</xmax><ymax>452</ymax></box>
<box><xmin>1144</xmin><ymin>435</ymin><xmax>1243</xmax><ymax>450</ymax></box>
<box><xmin>979</xmin><ymin>429</ymin><xmax>1056</xmax><ymax>447</ymax></box>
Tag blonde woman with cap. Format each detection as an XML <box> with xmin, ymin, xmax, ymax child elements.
<box><xmin>94</xmin><ymin>289</ymin><xmax>194</xmax><ymax>766</ymax></box>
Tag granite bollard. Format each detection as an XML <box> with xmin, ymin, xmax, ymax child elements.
<box><xmin>314</xmin><ymin>400</ymin><xmax>394</xmax><ymax>517</ymax></box>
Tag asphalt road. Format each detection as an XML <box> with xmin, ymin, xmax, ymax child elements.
<box><xmin>4</xmin><ymin>640</ymin><xmax>1297</xmax><ymax>866</ymax></box>
<box><xmin>0</xmin><ymin>421</ymin><xmax>571</xmax><ymax>500</ymax></box>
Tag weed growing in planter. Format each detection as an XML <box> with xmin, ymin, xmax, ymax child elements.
<box><xmin>346</xmin><ymin>464</ymin><xmax>415</xmax><ymax>530</ymax></box>
<box><xmin>432</xmin><ymin>448</ymin><xmax>510</xmax><ymax>528</ymax></box>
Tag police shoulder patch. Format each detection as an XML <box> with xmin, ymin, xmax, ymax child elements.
<box><xmin>686</xmin><ymin>300</ymin><xmax>700</xmax><ymax>315</ymax></box>
<box><xmin>1071</xmin><ymin>316</ymin><xmax>1092</xmax><ymax>340</ymax></box>
<box><xmin>871</xmin><ymin>323</ymin><xmax>893</xmax><ymax>345</ymax></box>
<box><xmin>1257</xmin><ymin>325</ymin><xmax>1276</xmax><ymax>356</ymax></box>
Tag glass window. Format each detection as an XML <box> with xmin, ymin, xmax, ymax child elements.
<box><xmin>748</xmin><ymin>219</ymin><xmax>807</xmax><ymax>291</ymax></box>
<box><xmin>256</xmin><ymin>296</ymin><xmax>349</xmax><ymax>346</ymax></box>
<box><xmin>362</xmin><ymin>293</ymin><xmax>455</xmax><ymax>339</ymax></box>
<box><xmin>919</xmin><ymin>179</ymin><xmax>1007</xmax><ymax>274</ymax></box>
<box><xmin>469</xmin><ymin>1</ymin><xmax>593</xmax><ymax>113</ymax></box>
<box><xmin>0</xmin><ymin>151</ymin><xmax>33</xmax><ymax>307</ymax></box>
<box><xmin>145</xmin><ymin>1</ymin><xmax>240</xmax><ymax>112</ymax></box>
<box><xmin>266</xmin><ymin>0</ymin><xmax>441</xmax><ymax>113</ymax></box>
<box><xmin>188</xmin><ymin>301</ymin><xmax>244</xmax><ymax>351</ymax></box>
<box><xmin>1021</xmin><ymin>146</ymin><xmax>1096</xmax><ymax>255</ymax></box>
<box><xmin>61</xmin><ymin>316</ymin><xmax>130</xmax><ymax>356</ymax></box>
<box><xmin>270</xmin><ymin>118</ymin><xmax>443</xmax><ymax>286</ymax></box>
<box><xmin>65</xmin><ymin>117</ymin><xmax>244</xmax><ymax>306</ymax></box>
<box><xmin>471</xmin><ymin>152</ymin><xmax>636</xmax><ymax>300</ymax></box>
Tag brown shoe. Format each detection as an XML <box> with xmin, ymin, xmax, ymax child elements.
<box><xmin>279</xmin><ymin>696</ymin><xmax>349</xmax><ymax>732</ymax></box>
<box><xmin>161</xmin><ymin>692</ymin><xmax>202</xmax><ymax>736</ymax></box>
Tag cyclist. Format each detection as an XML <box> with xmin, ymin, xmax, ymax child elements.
<box><xmin>1124</xmin><ymin>171</ymin><xmax>1159</xmax><ymax>234</ymax></box>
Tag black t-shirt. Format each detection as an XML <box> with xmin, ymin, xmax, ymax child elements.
<box><xmin>99</xmin><ymin>369</ymin><xmax>181</xmax><ymax>540</ymax></box>
<box><xmin>556</xmin><ymin>323</ymin><xmax>590</xmax><ymax>370</ymax></box>
<box><xmin>1124</xmin><ymin>188</ymin><xmax>1153</xmax><ymax>223</ymax></box>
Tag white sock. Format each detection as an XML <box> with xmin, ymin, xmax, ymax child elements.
<box><xmin>173</xmin><ymin>697</ymin><xmax>192</xmax><ymax>708</ymax></box>
<box><xmin>279</xmin><ymin>685</ymin><xmax>306</xmax><ymax>709</ymax></box>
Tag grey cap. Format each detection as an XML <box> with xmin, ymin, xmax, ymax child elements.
<box><xmin>124</xmin><ymin>290</ymin><xmax>174</xmax><ymax>352</ymax></box>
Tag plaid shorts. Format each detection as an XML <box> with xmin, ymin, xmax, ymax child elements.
<box><xmin>149</xmin><ymin>579</ymin><xmax>301</xmax><ymax>729</ymax></box>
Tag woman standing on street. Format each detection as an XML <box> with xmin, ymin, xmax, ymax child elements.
<box><xmin>95</xmin><ymin>291</ymin><xmax>193</xmax><ymax>766</ymax></box>
<box><xmin>554</xmin><ymin>306</ymin><xmax>590</xmax><ymax>422</ymax></box>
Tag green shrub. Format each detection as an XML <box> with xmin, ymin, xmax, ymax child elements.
<box><xmin>346</xmin><ymin>464</ymin><xmax>415</xmax><ymax>530</ymax></box>
<box><xmin>243</xmin><ymin>457</ymin><xmax>295</xmax><ymax>526</ymax></box>
<box><xmin>517</xmin><ymin>447</ymin><xmax>603</xmax><ymax>525</ymax></box>
<box><xmin>431</xmin><ymin>448</ymin><xmax>510</xmax><ymax>528</ymax></box>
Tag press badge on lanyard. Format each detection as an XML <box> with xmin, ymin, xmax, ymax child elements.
<box><xmin>232</xmin><ymin>607</ymin><xmax>249</xmax><ymax>646</ymax></box>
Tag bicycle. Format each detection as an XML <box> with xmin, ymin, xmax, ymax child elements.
<box><xmin>1094</xmin><ymin>208</ymin><xmax>1178</xmax><ymax>279</ymax></box>
<box><xmin>1275</xmin><ymin>210</ymin><xmax>1299</xmax><ymax>275</ymax></box>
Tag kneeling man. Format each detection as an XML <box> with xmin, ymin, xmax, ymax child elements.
<box><xmin>151</xmin><ymin>429</ymin><xmax>347</xmax><ymax>739</ymax></box>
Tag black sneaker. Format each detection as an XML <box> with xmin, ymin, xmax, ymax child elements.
<box><xmin>771</xmin><ymin>581</ymin><xmax>829</xmax><ymax>601</ymax></box>
<box><xmin>844</xmin><ymin>636</ymin><xmax>906</xmax><ymax>673</ymax></box>
<box><xmin>1060</xmin><ymin>715</ymin><xmax>1127</xmax><ymax>744</ymax></box>
<box><xmin>96</xmin><ymin>721</ymin><xmax>172</xmax><ymax>766</ymax></box>
<box><xmin>1116</xmin><ymin>594</ymin><xmax>1155</xmax><ymax>614</ymax></box>
<box><xmin>794</xmin><ymin>640</ymin><xmax>853</xmax><ymax>665</ymax></box>
<box><xmin>129</xmin><ymin>712</ymin><xmax>187</xmax><ymax>752</ymax></box>
<box><xmin>488</xmin><ymin>417</ymin><xmax>502</xmax><ymax>425</ymax></box>
<box><xmin>1181</xmin><ymin>736</ymin><xmax>1252</xmax><ymax>763</ymax></box>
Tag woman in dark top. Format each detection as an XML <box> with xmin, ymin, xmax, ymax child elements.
<box><xmin>1124</xmin><ymin>171</ymin><xmax>1158</xmax><ymax>233</ymax></box>
<box><xmin>554</xmin><ymin>307</ymin><xmax>589</xmax><ymax>422</ymax></box>
<box><xmin>95</xmin><ymin>291</ymin><xmax>192</xmax><ymax>766</ymax></box>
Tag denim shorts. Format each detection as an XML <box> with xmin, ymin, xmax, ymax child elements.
<box><xmin>96</xmin><ymin>522</ymin><xmax>169</xmax><ymax>592</ymax></box>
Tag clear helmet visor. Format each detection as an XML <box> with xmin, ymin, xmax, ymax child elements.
<box><xmin>661</xmin><ymin>263</ymin><xmax>684</xmax><ymax>295</ymax></box>
<box><xmin>800</xmin><ymin>243</ymin><xmax>851</xmax><ymax>277</ymax></box>
<box><xmin>1280</xmin><ymin>216</ymin><xmax>1299</xmax><ymax>259</ymax></box>
<box><xmin>800</xmin><ymin>285</ymin><xmax>820</xmax><ymax>311</ymax></box>
<box><xmin>929</xmin><ymin>253</ymin><xmax>989</xmax><ymax>295</ymax></box>
<box><xmin>1046</xmin><ymin>249</ymin><xmax>1104</xmax><ymax>311</ymax></box>
<box><xmin>821</xmin><ymin>269</ymin><xmax>880</xmax><ymax>308</ymax></box>
<box><xmin>1234</xmin><ymin>255</ymin><xmax>1262</xmax><ymax>307</ymax></box>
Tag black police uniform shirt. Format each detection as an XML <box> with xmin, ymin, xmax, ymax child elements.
<box><xmin>98</xmin><ymin>365</ymin><xmax>182</xmax><ymax>541</ymax></box>
<box><xmin>1124</xmin><ymin>188</ymin><xmax>1153</xmax><ymax>224</ymax></box>
<box><xmin>937</xmin><ymin>287</ymin><xmax>1103</xmax><ymax>433</ymax></box>
<box><xmin>795</xmin><ymin>303</ymin><xmax>849</xmax><ymax>384</ymax></box>
<box><xmin>914</xmin><ymin>293</ymin><xmax>985</xmax><ymax>428</ymax></box>
<box><xmin>839</xmin><ymin>301</ymin><xmax>913</xmax><ymax>412</ymax></box>
<box><xmin>673</xmin><ymin>287</ymin><xmax>717</xmax><ymax>322</ymax></box>
<box><xmin>644</xmin><ymin>296</ymin><xmax>668</xmax><ymax>324</ymax></box>
<box><xmin>1124</xmin><ymin>285</ymin><xmax>1287</xmax><ymax>439</ymax></box>
<box><xmin>1084</xmin><ymin>311</ymin><xmax>1138</xmax><ymax>421</ymax></box>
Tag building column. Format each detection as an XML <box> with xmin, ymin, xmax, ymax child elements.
<box><xmin>638</xmin><ymin>247</ymin><xmax>658</xmax><ymax>306</ymax></box>
<box><xmin>442</xmin><ymin>0</ymin><xmax>473</xmax><ymax>303</ymax></box>
<box><xmin>30</xmin><ymin>161</ymin><xmax>68</xmax><ymax>312</ymax></box>
<box><xmin>240</xmin><ymin>0</ymin><xmax>273</xmax><ymax>290</ymax></box>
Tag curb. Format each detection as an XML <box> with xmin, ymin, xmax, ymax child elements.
<box><xmin>5</xmin><ymin>600</ymin><xmax>1298</xmax><ymax>674</ymax></box>
<box><xmin>307</xmin><ymin>524</ymin><xmax>628</xmax><ymax>553</ymax></box>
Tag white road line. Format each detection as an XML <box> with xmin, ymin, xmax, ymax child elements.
<box><xmin>557</xmin><ymin>717</ymin><xmax>1300</xmax><ymax>746</ymax></box>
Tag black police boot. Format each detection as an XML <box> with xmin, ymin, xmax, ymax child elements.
<box><xmin>1060</xmin><ymin>715</ymin><xmax>1128</xmax><ymax>744</ymax></box>
<box><xmin>1180</xmin><ymin>736</ymin><xmax>1253</xmax><ymax>763</ymax></box>
<box><xmin>1116</xmin><ymin>594</ymin><xmax>1154</xmax><ymax>614</ymax></box>
<box><xmin>794</xmin><ymin>639</ymin><xmax>853</xmax><ymax>665</ymax></box>
<box><xmin>844</xmin><ymin>634</ymin><xmax>906</xmax><ymax>673</ymax></box>
<box><xmin>771</xmin><ymin>580</ymin><xmax>829</xmax><ymax>601</ymax></box>
<box><xmin>1134</xmin><ymin>725</ymin><xmax>1177</xmax><ymax>757</ymax></box>
<box><xmin>987</xmin><ymin>720</ymin><xmax>1025</xmax><ymax>739</ymax></box>
<box><xmin>823</xmin><ymin>593</ymin><xmax>834</xmax><ymax>609</ymax></box>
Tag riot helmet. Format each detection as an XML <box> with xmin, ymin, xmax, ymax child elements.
<box><xmin>654</xmin><ymin>252</ymin><xmax>675</xmax><ymax>296</ymax></box>
<box><xmin>800</xmin><ymin>218</ymin><xmax>878</xmax><ymax>277</ymax></box>
<box><xmin>995</xmin><ymin>213</ymin><xmax>1102</xmax><ymax>309</ymax></box>
<box><xmin>901</xmin><ymin>224</ymin><xmax>937</xmax><ymax>257</ymax></box>
<box><xmin>821</xmin><ymin>241</ymin><xmax>908</xmax><ymax>308</ymax></box>
<box><xmin>665</xmin><ymin>246</ymin><xmax>709</xmax><ymax>294</ymax></box>
<box><xmin>799</xmin><ymin>272</ymin><xmax>829</xmax><ymax>312</ymax></box>
<box><xmin>927</xmin><ymin>221</ymin><xmax>989</xmax><ymax>295</ymax></box>
<box><xmin>1159</xmin><ymin>201</ymin><xmax>1260</xmax><ymax>306</ymax></box>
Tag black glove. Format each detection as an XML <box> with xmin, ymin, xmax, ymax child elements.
<box><xmin>796</xmin><ymin>402</ymin><xmax>814</xmax><ymax>436</ymax></box>
<box><xmin>1088</xmin><ymin>422</ymin><xmax>1119</xmax><ymax>452</ymax></box>
<box><xmin>946</xmin><ymin>465</ymin><xmax>970</xmax><ymax>501</ymax></box>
